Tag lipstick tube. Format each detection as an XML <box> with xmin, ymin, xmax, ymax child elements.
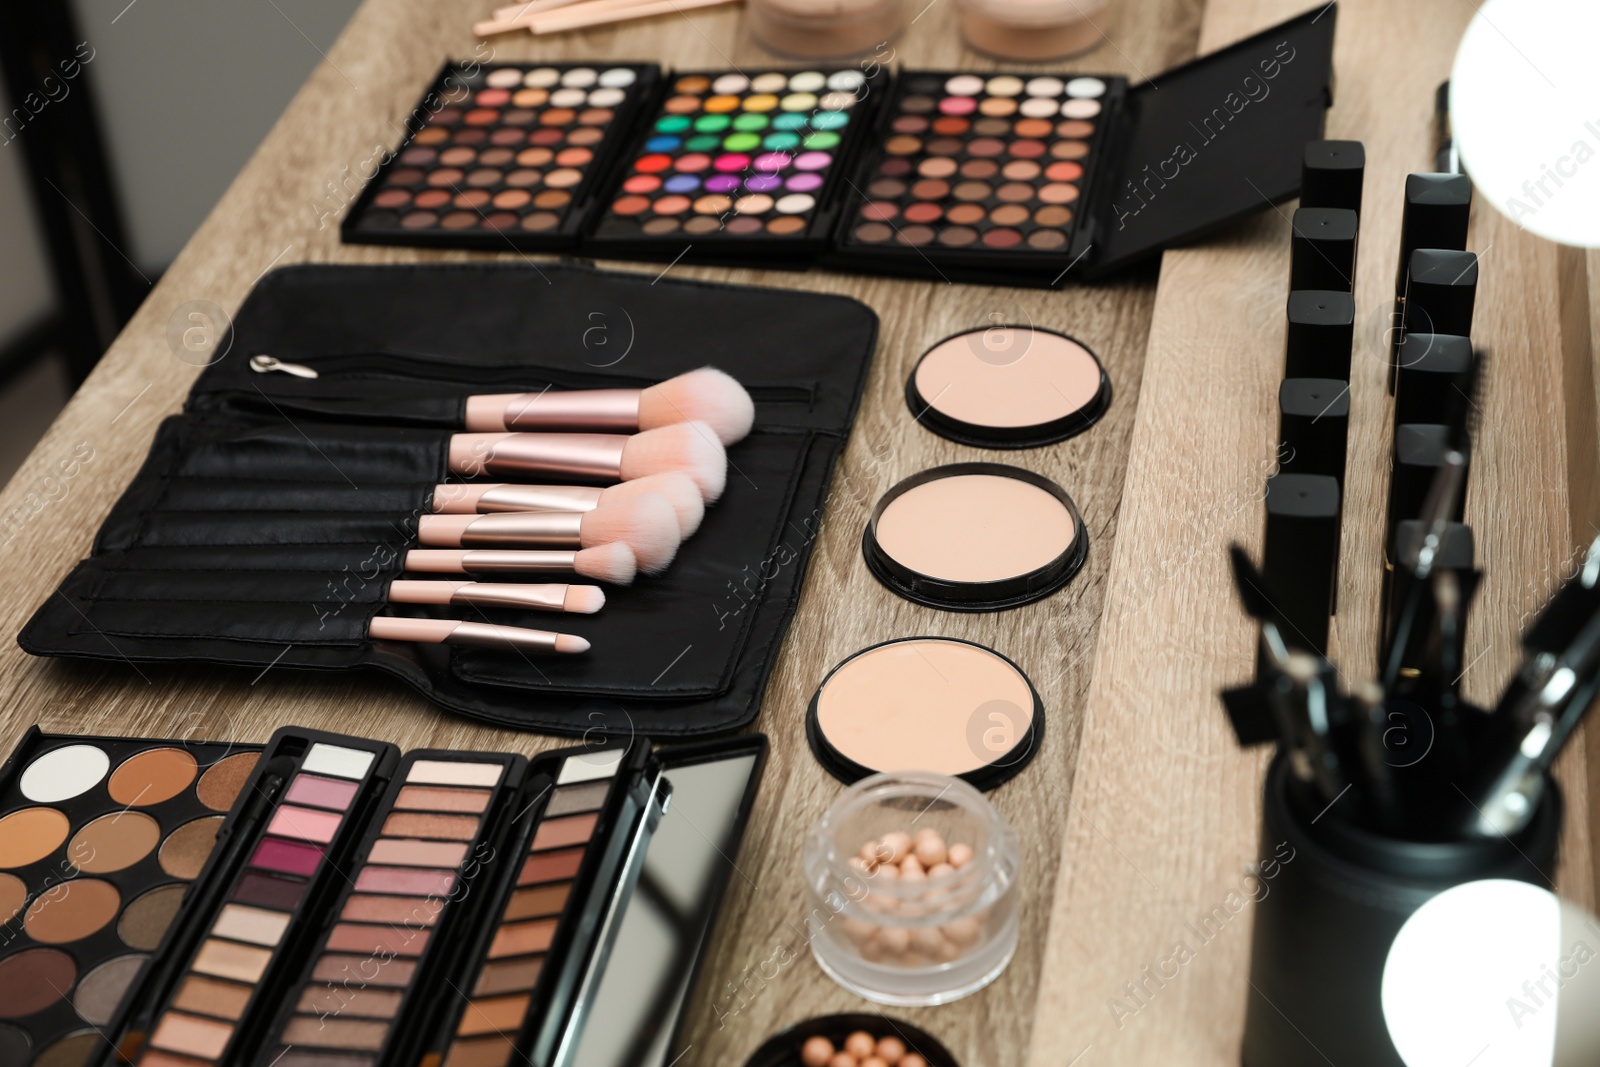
<box><xmin>431</xmin><ymin>483</ymin><xmax>606</xmax><ymax>514</ymax></box>
<box><xmin>464</xmin><ymin>390</ymin><xmax>642</xmax><ymax>433</ymax></box>
<box><xmin>447</xmin><ymin>433</ymin><xmax>628</xmax><ymax>480</ymax></box>
<box><xmin>388</xmin><ymin>580</ymin><xmax>574</xmax><ymax>612</ymax></box>
<box><xmin>417</xmin><ymin>513</ymin><xmax>585</xmax><ymax>549</ymax></box>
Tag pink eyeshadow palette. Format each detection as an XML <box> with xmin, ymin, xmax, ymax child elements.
<box><xmin>587</xmin><ymin>68</ymin><xmax>886</xmax><ymax>260</ymax></box>
<box><xmin>838</xmin><ymin>72</ymin><xmax>1122</xmax><ymax>271</ymax></box>
<box><xmin>343</xmin><ymin>62</ymin><xmax>659</xmax><ymax>251</ymax></box>
<box><xmin>102</xmin><ymin>728</ymin><xmax>398</xmax><ymax>1067</ymax></box>
<box><xmin>259</xmin><ymin>751</ymin><xmax>522</xmax><ymax>1067</ymax></box>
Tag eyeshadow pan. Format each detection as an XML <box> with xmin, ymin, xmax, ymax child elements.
<box><xmin>0</xmin><ymin>806</ymin><xmax>70</xmax><ymax>867</ymax></box>
<box><xmin>296</xmin><ymin>985</ymin><xmax>404</xmax><ymax>1019</ymax></box>
<box><xmin>20</xmin><ymin>744</ymin><xmax>110</xmax><ymax>802</ymax></box>
<box><xmin>531</xmin><ymin>813</ymin><xmax>597</xmax><ymax>851</ymax></box>
<box><xmin>380</xmin><ymin>811</ymin><xmax>481</xmax><ymax>841</ymax></box>
<box><xmin>557</xmin><ymin>749</ymin><xmax>623</xmax><ymax>784</ymax></box>
<box><xmin>213</xmin><ymin>903</ymin><xmax>292</xmax><ymax>947</ymax></box>
<box><xmin>252</xmin><ymin>837</ymin><xmax>325</xmax><ymax>876</ymax></box>
<box><xmin>0</xmin><ymin>948</ymin><xmax>76</xmax><ymax>1017</ymax></box>
<box><xmin>193</xmin><ymin>939</ymin><xmax>272</xmax><ymax>983</ymax></box>
<box><xmin>73</xmin><ymin>953</ymin><xmax>148</xmax><ymax>1025</ymax></box>
<box><xmin>23</xmin><ymin>877</ymin><xmax>120</xmax><ymax>942</ymax></box>
<box><xmin>120</xmin><ymin>883</ymin><xmax>188</xmax><ymax>949</ymax></box>
<box><xmin>367</xmin><ymin>838</ymin><xmax>468</xmax><ymax>867</ymax></box>
<box><xmin>506</xmin><ymin>882</ymin><xmax>571</xmax><ymax>920</ymax></box>
<box><xmin>489</xmin><ymin>918</ymin><xmax>557</xmax><ymax>958</ymax></box>
<box><xmin>151</xmin><ymin>1011</ymin><xmax>234</xmax><ymax>1057</ymax></box>
<box><xmin>268</xmin><ymin>804</ymin><xmax>344</xmax><ymax>844</ymax></box>
<box><xmin>326</xmin><ymin>923</ymin><xmax>430</xmax><ymax>957</ymax></box>
<box><xmin>354</xmin><ymin>865</ymin><xmax>456</xmax><ymax>896</ymax></box>
<box><xmin>520</xmin><ymin>846</ymin><xmax>585</xmax><ymax>884</ymax></box>
<box><xmin>108</xmin><ymin>747</ymin><xmax>198</xmax><ymax>806</ymax></box>
<box><xmin>0</xmin><ymin>874</ymin><xmax>23</xmax><ymax>924</ymax></box>
<box><xmin>341</xmin><ymin>893</ymin><xmax>444</xmax><ymax>925</ymax></box>
<box><xmin>395</xmin><ymin>785</ymin><xmax>491</xmax><ymax>813</ymax></box>
<box><xmin>161</xmin><ymin>815</ymin><xmax>224</xmax><ymax>878</ymax></box>
<box><xmin>544</xmin><ymin>779</ymin><xmax>610</xmax><ymax>816</ymax></box>
<box><xmin>234</xmin><ymin>870</ymin><xmax>307</xmax><ymax>910</ymax></box>
<box><xmin>473</xmin><ymin>956</ymin><xmax>545</xmax><ymax>996</ymax></box>
<box><xmin>312</xmin><ymin>954</ymin><xmax>418</xmax><ymax>989</ymax></box>
<box><xmin>286</xmin><ymin>773</ymin><xmax>361</xmax><ymax>811</ymax></box>
<box><xmin>197</xmin><ymin>751</ymin><xmax>260</xmax><ymax>812</ymax></box>
<box><xmin>70</xmin><ymin>809</ymin><xmax>160</xmax><ymax>872</ymax></box>
<box><xmin>173</xmin><ymin>975</ymin><xmax>253</xmax><ymax>1021</ymax></box>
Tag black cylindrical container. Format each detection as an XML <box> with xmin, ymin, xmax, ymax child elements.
<box><xmin>1241</xmin><ymin>754</ymin><xmax>1562</xmax><ymax>1067</ymax></box>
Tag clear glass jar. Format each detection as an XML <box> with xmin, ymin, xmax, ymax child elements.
<box><xmin>747</xmin><ymin>0</ymin><xmax>905</xmax><ymax>60</ymax></box>
<box><xmin>956</xmin><ymin>0</ymin><xmax>1107</xmax><ymax>61</ymax></box>
<box><xmin>804</xmin><ymin>772</ymin><xmax>1019</xmax><ymax>1005</ymax></box>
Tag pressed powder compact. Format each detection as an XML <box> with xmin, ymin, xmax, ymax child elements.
<box><xmin>807</xmin><ymin>637</ymin><xmax>1044</xmax><ymax>789</ymax></box>
<box><xmin>863</xmin><ymin>463</ymin><xmax>1087</xmax><ymax>611</ymax></box>
<box><xmin>906</xmin><ymin>325</ymin><xmax>1110</xmax><ymax>447</ymax></box>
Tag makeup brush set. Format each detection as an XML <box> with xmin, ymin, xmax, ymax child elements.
<box><xmin>20</xmin><ymin>263</ymin><xmax>879</xmax><ymax>735</ymax></box>
<box><xmin>1220</xmin><ymin>152</ymin><xmax>1585</xmax><ymax>1065</ymax></box>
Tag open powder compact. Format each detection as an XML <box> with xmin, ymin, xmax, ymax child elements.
<box><xmin>807</xmin><ymin>637</ymin><xmax>1043</xmax><ymax>789</ymax></box>
<box><xmin>906</xmin><ymin>325</ymin><xmax>1110</xmax><ymax>447</ymax></box>
<box><xmin>862</xmin><ymin>463</ymin><xmax>1087</xmax><ymax>611</ymax></box>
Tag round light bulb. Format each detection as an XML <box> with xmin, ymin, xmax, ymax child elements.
<box><xmin>1451</xmin><ymin>0</ymin><xmax>1600</xmax><ymax>247</ymax></box>
<box><xmin>1382</xmin><ymin>879</ymin><xmax>1600</xmax><ymax>1066</ymax></box>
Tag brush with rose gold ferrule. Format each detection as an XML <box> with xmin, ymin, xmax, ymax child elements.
<box><xmin>429</xmin><ymin>472</ymin><xmax>707</xmax><ymax>538</ymax></box>
<box><xmin>369</xmin><ymin>615</ymin><xmax>589</xmax><ymax>654</ymax></box>
<box><xmin>387</xmin><ymin>580</ymin><xmax>605</xmax><ymax>614</ymax></box>
<box><xmin>462</xmin><ymin>367</ymin><xmax>755</xmax><ymax>446</ymax></box>
<box><xmin>417</xmin><ymin>495</ymin><xmax>680</xmax><ymax>572</ymax></box>
<box><xmin>403</xmin><ymin>542</ymin><xmax>637</xmax><ymax>584</ymax></box>
<box><xmin>446</xmin><ymin>423</ymin><xmax>727</xmax><ymax>502</ymax></box>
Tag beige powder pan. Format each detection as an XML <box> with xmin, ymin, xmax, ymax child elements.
<box><xmin>907</xmin><ymin>325</ymin><xmax>1110</xmax><ymax>447</ymax></box>
<box><xmin>863</xmin><ymin>463</ymin><xmax>1086</xmax><ymax>611</ymax></box>
<box><xmin>807</xmin><ymin>637</ymin><xmax>1043</xmax><ymax>789</ymax></box>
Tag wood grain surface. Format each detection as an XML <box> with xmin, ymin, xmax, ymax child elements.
<box><xmin>1</xmin><ymin>0</ymin><xmax>1595</xmax><ymax>1065</ymax></box>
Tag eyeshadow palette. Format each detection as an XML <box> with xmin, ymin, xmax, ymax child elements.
<box><xmin>104</xmin><ymin>728</ymin><xmax>400</xmax><ymax>1067</ymax></box>
<box><xmin>342</xmin><ymin>62</ymin><xmax>660</xmax><ymax>250</ymax></box>
<box><xmin>0</xmin><ymin>729</ymin><xmax>263</xmax><ymax>1067</ymax></box>
<box><xmin>259</xmin><ymin>750</ymin><xmax>528</xmax><ymax>1067</ymax></box>
<box><xmin>429</xmin><ymin>742</ymin><xmax>661</xmax><ymax>1067</ymax></box>
<box><xmin>586</xmin><ymin>67</ymin><xmax>886</xmax><ymax>261</ymax></box>
<box><xmin>836</xmin><ymin>72</ymin><xmax>1122</xmax><ymax>271</ymax></box>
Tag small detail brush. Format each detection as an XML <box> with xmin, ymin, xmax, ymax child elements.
<box><xmin>417</xmin><ymin>495</ymin><xmax>680</xmax><ymax>573</ymax></box>
<box><xmin>369</xmin><ymin>616</ymin><xmax>590</xmax><ymax>654</ymax></box>
<box><xmin>430</xmin><ymin>471</ymin><xmax>705</xmax><ymax>537</ymax></box>
<box><xmin>404</xmin><ymin>542</ymin><xmax>638</xmax><ymax>584</ymax></box>
<box><xmin>388</xmin><ymin>580</ymin><xmax>605</xmax><ymax>614</ymax></box>
<box><xmin>447</xmin><ymin>423</ymin><xmax>727</xmax><ymax>502</ymax></box>
<box><xmin>464</xmin><ymin>367</ymin><xmax>755</xmax><ymax>446</ymax></box>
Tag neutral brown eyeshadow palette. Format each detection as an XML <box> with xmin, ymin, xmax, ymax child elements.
<box><xmin>341</xmin><ymin>10</ymin><xmax>1337</xmax><ymax>286</ymax></box>
<box><xmin>0</xmin><ymin>725</ymin><xmax>765</xmax><ymax>1067</ymax></box>
<box><xmin>0</xmin><ymin>729</ymin><xmax>263</xmax><ymax>1067</ymax></box>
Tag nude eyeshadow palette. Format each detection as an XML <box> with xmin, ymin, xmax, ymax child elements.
<box><xmin>343</xmin><ymin>11</ymin><xmax>1337</xmax><ymax>285</ymax></box>
<box><xmin>341</xmin><ymin>62</ymin><xmax>661</xmax><ymax>250</ymax></box>
<box><xmin>0</xmin><ymin>729</ymin><xmax>263</xmax><ymax>1067</ymax></box>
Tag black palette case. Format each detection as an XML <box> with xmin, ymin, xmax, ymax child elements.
<box><xmin>20</xmin><ymin>264</ymin><xmax>877</xmax><ymax>736</ymax></box>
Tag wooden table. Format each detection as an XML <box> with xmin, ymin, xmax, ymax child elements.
<box><xmin>2</xmin><ymin>0</ymin><xmax>1597</xmax><ymax>1064</ymax></box>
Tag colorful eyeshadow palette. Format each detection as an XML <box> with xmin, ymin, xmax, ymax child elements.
<box><xmin>837</xmin><ymin>72</ymin><xmax>1123</xmax><ymax>270</ymax></box>
<box><xmin>586</xmin><ymin>67</ymin><xmax>886</xmax><ymax>261</ymax></box>
<box><xmin>0</xmin><ymin>729</ymin><xmax>263</xmax><ymax>1067</ymax></box>
<box><xmin>260</xmin><ymin>751</ymin><xmax>527</xmax><ymax>1067</ymax></box>
<box><xmin>343</xmin><ymin>9</ymin><xmax>1336</xmax><ymax>286</ymax></box>
<box><xmin>342</xmin><ymin>62</ymin><xmax>660</xmax><ymax>250</ymax></box>
<box><xmin>104</xmin><ymin>727</ymin><xmax>400</xmax><ymax>1067</ymax></box>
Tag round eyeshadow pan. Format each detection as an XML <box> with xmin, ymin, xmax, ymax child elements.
<box><xmin>864</xmin><ymin>464</ymin><xmax>1087</xmax><ymax>610</ymax></box>
<box><xmin>0</xmin><ymin>948</ymin><xmax>76</xmax><ymax>1017</ymax></box>
<box><xmin>809</xmin><ymin>637</ymin><xmax>1043</xmax><ymax>787</ymax></box>
<box><xmin>108</xmin><ymin>747</ymin><xmax>198</xmax><ymax>806</ymax></box>
<box><xmin>71</xmin><ymin>810</ymin><xmax>160</xmax><ymax>873</ymax></box>
<box><xmin>20</xmin><ymin>744</ymin><xmax>110</xmax><ymax>802</ymax></box>
<box><xmin>24</xmin><ymin>877</ymin><xmax>120</xmax><ymax>943</ymax></box>
<box><xmin>0</xmin><ymin>806</ymin><xmax>70</xmax><ymax>867</ymax></box>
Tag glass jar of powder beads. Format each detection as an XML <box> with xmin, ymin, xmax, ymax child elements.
<box><xmin>803</xmin><ymin>771</ymin><xmax>1019</xmax><ymax>1005</ymax></box>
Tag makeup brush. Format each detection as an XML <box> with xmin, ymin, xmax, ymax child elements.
<box><xmin>370</xmin><ymin>616</ymin><xmax>590</xmax><ymax>654</ymax></box>
<box><xmin>463</xmin><ymin>367</ymin><xmax>755</xmax><ymax>446</ymax></box>
<box><xmin>447</xmin><ymin>423</ymin><xmax>727</xmax><ymax>502</ymax></box>
<box><xmin>388</xmin><ymin>580</ymin><xmax>605</xmax><ymax>614</ymax></box>
<box><xmin>430</xmin><ymin>471</ymin><xmax>705</xmax><ymax>537</ymax></box>
<box><xmin>416</xmin><ymin>494</ymin><xmax>680</xmax><ymax>574</ymax></box>
<box><xmin>404</xmin><ymin>542</ymin><xmax>637</xmax><ymax>584</ymax></box>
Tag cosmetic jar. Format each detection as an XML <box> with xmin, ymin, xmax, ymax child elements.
<box><xmin>748</xmin><ymin>0</ymin><xmax>906</xmax><ymax>59</ymax></box>
<box><xmin>804</xmin><ymin>772</ymin><xmax>1019</xmax><ymax>1005</ymax></box>
<box><xmin>956</xmin><ymin>0</ymin><xmax>1107</xmax><ymax>60</ymax></box>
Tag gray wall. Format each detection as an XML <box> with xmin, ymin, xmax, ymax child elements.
<box><xmin>0</xmin><ymin>0</ymin><xmax>363</xmax><ymax>348</ymax></box>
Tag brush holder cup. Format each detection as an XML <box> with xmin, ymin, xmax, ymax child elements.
<box><xmin>1242</xmin><ymin>753</ymin><xmax>1561</xmax><ymax>1066</ymax></box>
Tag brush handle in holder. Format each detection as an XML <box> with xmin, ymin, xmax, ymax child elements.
<box><xmin>1241</xmin><ymin>753</ymin><xmax>1562</xmax><ymax>1066</ymax></box>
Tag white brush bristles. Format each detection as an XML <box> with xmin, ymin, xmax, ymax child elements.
<box><xmin>618</xmin><ymin>422</ymin><xmax>727</xmax><ymax>502</ymax></box>
<box><xmin>572</xmin><ymin>542</ymin><xmax>637</xmax><ymax>585</ymax></box>
<box><xmin>562</xmin><ymin>585</ymin><xmax>606</xmax><ymax>613</ymax></box>
<box><xmin>599</xmin><ymin>473</ymin><xmax>705</xmax><ymax>537</ymax></box>
<box><xmin>639</xmin><ymin>367</ymin><xmax>755</xmax><ymax>446</ymax></box>
<box><xmin>578</xmin><ymin>495</ymin><xmax>680</xmax><ymax>574</ymax></box>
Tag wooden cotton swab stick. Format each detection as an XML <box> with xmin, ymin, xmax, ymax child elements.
<box><xmin>474</xmin><ymin>0</ymin><xmax>585</xmax><ymax>35</ymax></box>
<box><xmin>528</xmin><ymin>0</ymin><xmax>739</xmax><ymax>33</ymax></box>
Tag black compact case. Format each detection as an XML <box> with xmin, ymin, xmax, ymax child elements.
<box><xmin>20</xmin><ymin>263</ymin><xmax>876</xmax><ymax>736</ymax></box>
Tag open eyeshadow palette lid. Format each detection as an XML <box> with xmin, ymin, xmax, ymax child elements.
<box><xmin>0</xmin><ymin>728</ymin><xmax>265</xmax><ymax>1067</ymax></box>
<box><xmin>339</xmin><ymin>6</ymin><xmax>1334</xmax><ymax>286</ymax></box>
